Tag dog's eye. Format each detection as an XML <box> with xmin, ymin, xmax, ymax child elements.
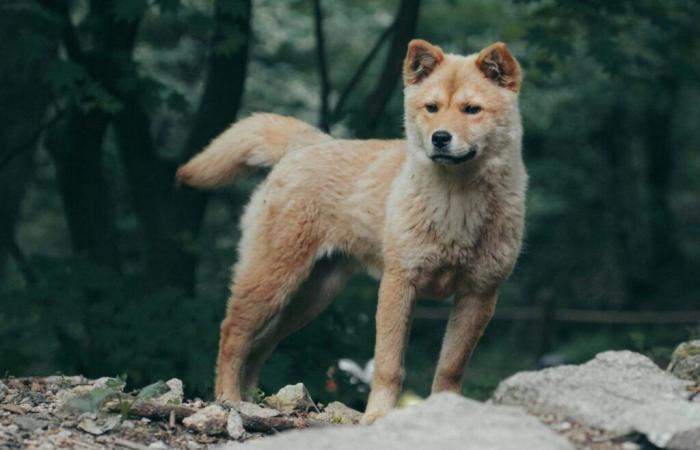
<box><xmin>463</xmin><ymin>104</ymin><xmax>482</xmax><ymax>115</ymax></box>
<box><xmin>425</xmin><ymin>103</ymin><xmax>438</xmax><ymax>113</ymax></box>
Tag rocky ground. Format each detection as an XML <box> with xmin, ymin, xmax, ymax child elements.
<box><xmin>1</xmin><ymin>341</ymin><xmax>699</xmax><ymax>450</ymax></box>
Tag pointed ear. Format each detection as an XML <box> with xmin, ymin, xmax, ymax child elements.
<box><xmin>403</xmin><ymin>39</ymin><xmax>445</xmax><ymax>85</ymax></box>
<box><xmin>476</xmin><ymin>42</ymin><xmax>522</xmax><ymax>92</ymax></box>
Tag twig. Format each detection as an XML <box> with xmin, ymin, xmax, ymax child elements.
<box><xmin>113</xmin><ymin>440</ymin><xmax>150</xmax><ymax>450</ymax></box>
<box><xmin>105</xmin><ymin>401</ymin><xmax>308</xmax><ymax>432</ymax></box>
<box><xmin>68</xmin><ymin>438</ymin><xmax>104</xmax><ymax>450</ymax></box>
<box><xmin>0</xmin><ymin>107</ymin><xmax>66</xmax><ymax>172</ymax></box>
<box><xmin>312</xmin><ymin>0</ymin><xmax>331</xmax><ymax>132</ymax></box>
<box><xmin>414</xmin><ymin>305</ymin><xmax>700</xmax><ymax>324</ymax></box>
<box><xmin>8</xmin><ymin>238</ymin><xmax>37</xmax><ymax>286</ymax></box>
<box><xmin>331</xmin><ymin>22</ymin><xmax>395</xmax><ymax>122</ymax></box>
<box><xmin>107</xmin><ymin>401</ymin><xmax>195</xmax><ymax>422</ymax></box>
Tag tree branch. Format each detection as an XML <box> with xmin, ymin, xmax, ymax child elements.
<box><xmin>331</xmin><ymin>21</ymin><xmax>395</xmax><ymax>123</ymax></box>
<box><xmin>37</xmin><ymin>0</ymin><xmax>86</xmax><ymax>64</ymax></box>
<box><xmin>175</xmin><ymin>0</ymin><xmax>253</xmax><ymax>238</ymax></box>
<box><xmin>357</xmin><ymin>0</ymin><xmax>420</xmax><ymax>137</ymax></box>
<box><xmin>0</xmin><ymin>105</ymin><xmax>66</xmax><ymax>172</ymax></box>
<box><xmin>312</xmin><ymin>0</ymin><xmax>331</xmax><ymax>132</ymax></box>
<box><xmin>105</xmin><ymin>401</ymin><xmax>308</xmax><ymax>432</ymax></box>
<box><xmin>8</xmin><ymin>238</ymin><xmax>37</xmax><ymax>286</ymax></box>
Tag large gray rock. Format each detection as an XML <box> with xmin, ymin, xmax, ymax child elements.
<box><xmin>492</xmin><ymin>350</ymin><xmax>693</xmax><ymax>434</ymax></box>
<box><xmin>667</xmin><ymin>340</ymin><xmax>700</xmax><ymax>383</ymax></box>
<box><xmin>622</xmin><ymin>401</ymin><xmax>700</xmax><ymax>450</ymax></box>
<box><xmin>243</xmin><ymin>393</ymin><xmax>573</xmax><ymax>450</ymax></box>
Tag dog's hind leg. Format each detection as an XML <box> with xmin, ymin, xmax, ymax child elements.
<box><xmin>241</xmin><ymin>257</ymin><xmax>356</xmax><ymax>397</ymax></box>
<box><xmin>214</xmin><ymin>208</ymin><xmax>321</xmax><ymax>403</ymax></box>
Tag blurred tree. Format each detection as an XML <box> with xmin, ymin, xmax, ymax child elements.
<box><xmin>15</xmin><ymin>0</ymin><xmax>254</xmax><ymax>294</ymax></box>
<box><xmin>0</xmin><ymin>2</ymin><xmax>59</xmax><ymax>281</ymax></box>
<box><xmin>0</xmin><ymin>0</ymin><xmax>698</xmax><ymax>403</ymax></box>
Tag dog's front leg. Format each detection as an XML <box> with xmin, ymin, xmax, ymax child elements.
<box><xmin>431</xmin><ymin>290</ymin><xmax>497</xmax><ymax>393</ymax></box>
<box><xmin>361</xmin><ymin>269</ymin><xmax>416</xmax><ymax>425</ymax></box>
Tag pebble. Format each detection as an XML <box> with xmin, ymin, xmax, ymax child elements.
<box><xmin>226</xmin><ymin>409</ymin><xmax>245</xmax><ymax>439</ymax></box>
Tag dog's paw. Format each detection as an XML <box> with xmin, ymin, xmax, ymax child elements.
<box><xmin>359</xmin><ymin>409</ymin><xmax>388</xmax><ymax>425</ymax></box>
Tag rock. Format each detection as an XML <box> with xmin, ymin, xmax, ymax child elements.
<box><xmin>622</xmin><ymin>401</ymin><xmax>700</xmax><ymax>450</ymax></box>
<box><xmin>55</xmin><ymin>385</ymin><xmax>93</xmax><ymax>409</ymax></box>
<box><xmin>667</xmin><ymin>340</ymin><xmax>700</xmax><ymax>383</ymax></box>
<box><xmin>186</xmin><ymin>440</ymin><xmax>202</xmax><ymax>450</ymax></box>
<box><xmin>77</xmin><ymin>414</ymin><xmax>121</xmax><ymax>435</ymax></box>
<box><xmin>77</xmin><ymin>418</ymin><xmax>106</xmax><ymax>435</ymax></box>
<box><xmin>93</xmin><ymin>377</ymin><xmax>125</xmax><ymax>391</ymax></box>
<box><xmin>264</xmin><ymin>383</ymin><xmax>315</xmax><ymax>413</ymax></box>
<box><xmin>234</xmin><ymin>401</ymin><xmax>280</xmax><ymax>418</ymax></box>
<box><xmin>491</xmin><ymin>350</ymin><xmax>692</xmax><ymax>433</ymax></box>
<box><xmin>13</xmin><ymin>415</ymin><xmax>50</xmax><ymax>432</ymax></box>
<box><xmin>182</xmin><ymin>405</ymin><xmax>227</xmax><ymax>435</ymax></box>
<box><xmin>226</xmin><ymin>409</ymin><xmax>245</xmax><ymax>439</ymax></box>
<box><xmin>146</xmin><ymin>378</ymin><xmax>184</xmax><ymax>405</ymax></box>
<box><xmin>244</xmin><ymin>393</ymin><xmax>573</xmax><ymax>450</ymax></box>
<box><xmin>44</xmin><ymin>375</ymin><xmax>89</xmax><ymax>386</ymax></box>
<box><xmin>313</xmin><ymin>401</ymin><xmax>362</xmax><ymax>425</ymax></box>
<box><xmin>0</xmin><ymin>381</ymin><xmax>6</xmax><ymax>402</ymax></box>
<box><xmin>149</xmin><ymin>441</ymin><xmax>168</xmax><ymax>449</ymax></box>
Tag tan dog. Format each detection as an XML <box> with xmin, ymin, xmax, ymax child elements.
<box><xmin>177</xmin><ymin>39</ymin><xmax>527</xmax><ymax>424</ymax></box>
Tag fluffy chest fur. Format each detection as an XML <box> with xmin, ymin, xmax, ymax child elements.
<box><xmin>384</xmin><ymin>156</ymin><xmax>526</xmax><ymax>297</ymax></box>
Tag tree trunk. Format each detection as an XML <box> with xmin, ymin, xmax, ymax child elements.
<box><xmin>645</xmin><ymin>80</ymin><xmax>682</xmax><ymax>276</ymax></box>
<box><xmin>0</xmin><ymin>4</ymin><xmax>60</xmax><ymax>280</ymax></box>
<box><xmin>601</xmin><ymin>99</ymin><xmax>651</xmax><ymax>307</ymax></box>
<box><xmin>354</xmin><ymin>0</ymin><xmax>420</xmax><ymax>137</ymax></box>
<box><xmin>113</xmin><ymin>0</ymin><xmax>253</xmax><ymax>294</ymax></box>
<box><xmin>176</xmin><ymin>0</ymin><xmax>253</xmax><ymax>239</ymax></box>
<box><xmin>312</xmin><ymin>0</ymin><xmax>331</xmax><ymax>132</ymax></box>
<box><xmin>46</xmin><ymin>109</ymin><xmax>122</xmax><ymax>271</ymax></box>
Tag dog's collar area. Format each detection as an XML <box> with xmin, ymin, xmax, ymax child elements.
<box><xmin>430</xmin><ymin>149</ymin><xmax>477</xmax><ymax>165</ymax></box>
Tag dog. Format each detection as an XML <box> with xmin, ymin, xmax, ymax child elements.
<box><xmin>177</xmin><ymin>39</ymin><xmax>527</xmax><ymax>424</ymax></box>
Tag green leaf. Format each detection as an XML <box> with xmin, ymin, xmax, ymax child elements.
<box><xmin>44</xmin><ymin>60</ymin><xmax>86</xmax><ymax>92</ymax></box>
<box><xmin>120</xmin><ymin>400</ymin><xmax>131</xmax><ymax>419</ymax></box>
<box><xmin>165</xmin><ymin>91</ymin><xmax>188</xmax><ymax>113</ymax></box>
<box><xmin>137</xmin><ymin>380</ymin><xmax>170</xmax><ymax>400</ymax></box>
<box><xmin>155</xmin><ymin>0</ymin><xmax>180</xmax><ymax>14</ymax></box>
<box><xmin>218</xmin><ymin>2</ymin><xmax>248</xmax><ymax>18</ymax></box>
<box><xmin>67</xmin><ymin>387</ymin><xmax>122</xmax><ymax>413</ymax></box>
<box><xmin>104</xmin><ymin>375</ymin><xmax>128</xmax><ymax>390</ymax></box>
<box><xmin>113</xmin><ymin>0</ymin><xmax>148</xmax><ymax>22</ymax></box>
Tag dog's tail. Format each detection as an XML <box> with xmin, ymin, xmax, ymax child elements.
<box><xmin>176</xmin><ymin>113</ymin><xmax>330</xmax><ymax>189</ymax></box>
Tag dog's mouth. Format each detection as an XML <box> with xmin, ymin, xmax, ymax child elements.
<box><xmin>429</xmin><ymin>148</ymin><xmax>477</xmax><ymax>165</ymax></box>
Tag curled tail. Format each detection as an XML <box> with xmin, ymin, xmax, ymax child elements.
<box><xmin>176</xmin><ymin>113</ymin><xmax>330</xmax><ymax>188</ymax></box>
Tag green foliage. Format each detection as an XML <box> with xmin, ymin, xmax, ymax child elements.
<box><xmin>113</xmin><ymin>0</ymin><xmax>148</xmax><ymax>22</ymax></box>
<box><xmin>1</xmin><ymin>0</ymin><xmax>699</xmax><ymax>408</ymax></box>
<box><xmin>136</xmin><ymin>380</ymin><xmax>170</xmax><ymax>400</ymax></box>
<box><xmin>67</xmin><ymin>377</ymin><xmax>125</xmax><ymax>413</ymax></box>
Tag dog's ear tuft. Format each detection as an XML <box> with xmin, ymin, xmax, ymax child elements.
<box><xmin>476</xmin><ymin>42</ymin><xmax>522</xmax><ymax>92</ymax></box>
<box><xmin>404</xmin><ymin>39</ymin><xmax>445</xmax><ymax>85</ymax></box>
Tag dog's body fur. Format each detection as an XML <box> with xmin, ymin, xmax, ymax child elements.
<box><xmin>177</xmin><ymin>40</ymin><xmax>527</xmax><ymax>424</ymax></box>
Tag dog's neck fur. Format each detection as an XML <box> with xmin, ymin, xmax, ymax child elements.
<box><xmin>388</xmin><ymin>135</ymin><xmax>525</xmax><ymax>257</ymax></box>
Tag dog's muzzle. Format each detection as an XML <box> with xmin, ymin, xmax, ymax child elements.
<box><xmin>430</xmin><ymin>147</ymin><xmax>478</xmax><ymax>165</ymax></box>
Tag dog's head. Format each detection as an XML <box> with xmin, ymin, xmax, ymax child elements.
<box><xmin>403</xmin><ymin>40</ymin><xmax>522</xmax><ymax>167</ymax></box>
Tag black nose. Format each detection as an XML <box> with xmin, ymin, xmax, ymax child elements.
<box><xmin>431</xmin><ymin>130</ymin><xmax>452</xmax><ymax>149</ymax></box>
